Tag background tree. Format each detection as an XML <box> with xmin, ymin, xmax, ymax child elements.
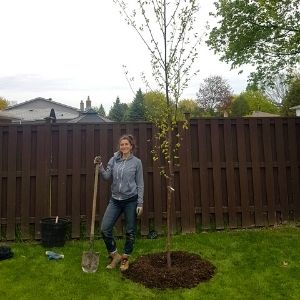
<box><xmin>281</xmin><ymin>75</ymin><xmax>300</xmax><ymax>116</ymax></box>
<box><xmin>196</xmin><ymin>75</ymin><xmax>233</xmax><ymax>116</ymax></box>
<box><xmin>127</xmin><ymin>88</ymin><xmax>146</xmax><ymax>121</ymax></box>
<box><xmin>230</xmin><ymin>90</ymin><xmax>280</xmax><ymax>117</ymax></box>
<box><xmin>93</xmin><ymin>104</ymin><xmax>106</xmax><ymax>117</ymax></box>
<box><xmin>207</xmin><ymin>0</ymin><xmax>300</xmax><ymax>86</ymax></box>
<box><xmin>258</xmin><ymin>75</ymin><xmax>289</xmax><ymax>105</ymax></box>
<box><xmin>108</xmin><ymin>97</ymin><xmax>128</xmax><ymax>121</ymax></box>
<box><xmin>114</xmin><ymin>0</ymin><xmax>201</xmax><ymax>268</ymax></box>
<box><xmin>98</xmin><ymin>104</ymin><xmax>106</xmax><ymax>117</ymax></box>
<box><xmin>177</xmin><ymin>99</ymin><xmax>200</xmax><ymax>120</ymax></box>
<box><xmin>143</xmin><ymin>90</ymin><xmax>168</xmax><ymax>121</ymax></box>
<box><xmin>0</xmin><ymin>97</ymin><xmax>9</xmax><ymax>110</ymax></box>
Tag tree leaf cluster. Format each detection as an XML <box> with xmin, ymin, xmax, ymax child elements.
<box><xmin>207</xmin><ymin>0</ymin><xmax>300</xmax><ymax>86</ymax></box>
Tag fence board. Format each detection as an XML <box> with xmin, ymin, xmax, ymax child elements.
<box><xmin>236</xmin><ymin>119</ymin><xmax>251</xmax><ymax>227</ymax></box>
<box><xmin>34</xmin><ymin>125</ymin><xmax>50</xmax><ymax>238</ymax></box>
<box><xmin>198</xmin><ymin>120</ymin><xmax>210</xmax><ymax>229</ymax></box>
<box><xmin>71</xmin><ymin>125</ymin><xmax>81</xmax><ymax>238</ymax></box>
<box><xmin>249</xmin><ymin>119</ymin><xmax>263</xmax><ymax>226</ymax></box>
<box><xmin>288</xmin><ymin>119</ymin><xmax>300</xmax><ymax>220</ymax></box>
<box><xmin>21</xmin><ymin>126</ymin><xmax>31</xmax><ymax>239</ymax></box>
<box><xmin>7</xmin><ymin>126</ymin><xmax>17</xmax><ymax>240</ymax></box>
<box><xmin>275</xmin><ymin>119</ymin><xmax>289</xmax><ymax>221</ymax></box>
<box><xmin>262</xmin><ymin>119</ymin><xmax>276</xmax><ymax>225</ymax></box>
<box><xmin>152</xmin><ymin>125</ymin><xmax>163</xmax><ymax>234</ymax></box>
<box><xmin>57</xmin><ymin>125</ymin><xmax>67</xmax><ymax>217</ymax></box>
<box><xmin>211</xmin><ymin>120</ymin><xmax>224</xmax><ymax>229</ymax></box>
<box><xmin>224</xmin><ymin>120</ymin><xmax>237</xmax><ymax>228</ymax></box>
<box><xmin>179</xmin><ymin>124</ymin><xmax>191</xmax><ymax>233</ymax></box>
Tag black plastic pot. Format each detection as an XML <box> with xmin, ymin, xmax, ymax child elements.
<box><xmin>40</xmin><ymin>217</ymin><xmax>70</xmax><ymax>247</ymax></box>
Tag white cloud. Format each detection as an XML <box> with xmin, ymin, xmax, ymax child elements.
<box><xmin>0</xmin><ymin>0</ymin><xmax>251</xmax><ymax>112</ymax></box>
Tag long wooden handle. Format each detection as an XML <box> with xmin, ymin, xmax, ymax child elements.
<box><xmin>90</xmin><ymin>163</ymin><xmax>100</xmax><ymax>241</ymax></box>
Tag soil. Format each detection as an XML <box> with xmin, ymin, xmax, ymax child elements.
<box><xmin>122</xmin><ymin>251</ymin><xmax>216</xmax><ymax>290</ymax></box>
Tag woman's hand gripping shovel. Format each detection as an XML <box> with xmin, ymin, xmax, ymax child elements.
<box><xmin>81</xmin><ymin>156</ymin><xmax>102</xmax><ymax>273</ymax></box>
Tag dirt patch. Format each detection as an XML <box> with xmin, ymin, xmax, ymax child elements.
<box><xmin>122</xmin><ymin>251</ymin><xmax>216</xmax><ymax>289</ymax></box>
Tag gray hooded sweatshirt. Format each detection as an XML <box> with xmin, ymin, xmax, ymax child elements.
<box><xmin>100</xmin><ymin>152</ymin><xmax>144</xmax><ymax>206</ymax></box>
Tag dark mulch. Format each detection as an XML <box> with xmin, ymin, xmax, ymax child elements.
<box><xmin>122</xmin><ymin>251</ymin><xmax>216</xmax><ymax>289</ymax></box>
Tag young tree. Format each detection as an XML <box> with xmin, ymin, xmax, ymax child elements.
<box><xmin>108</xmin><ymin>97</ymin><xmax>128</xmax><ymax>121</ymax></box>
<box><xmin>281</xmin><ymin>75</ymin><xmax>300</xmax><ymax>116</ymax></box>
<box><xmin>207</xmin><ymin>0</ymin><xmax>300</xmax><ymax>86</ymax></box>
<box><xmin>0</xmin><ymin>97</ymin><xmax>9</xmax><ymax>110</ymax></box>
<box><xmin>114</xmin><ymin>0</ymin><xmax>201</xmax><ymax>267</ymax></box>
<box><xmin>127</xmin><ymin>88</ymin><xmax>146</xmax><ymax>121</ymax></box>
<box><xmin>196</xmin><ymin>75</ymin><xmax>233</xmax><ymax>116</ymax></box>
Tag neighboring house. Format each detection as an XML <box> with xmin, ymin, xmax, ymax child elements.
<box><xmin>0</xmin><ymin>110</ymin><xmax>22</xmax><ymax>123</ymax></box>
<box><xmin>4</xmin><ymin>96</ymin><xmax>112</xmax><ymax>123</ymax></box>
<box><xmin>250</xmin><ymin>111</ymin><xmax>280</xmax><ymax>117</ymax></box>
<box><xmin>290</xmin><ymin>105</ymin><xmax>300</xmax><ymax>117</ymax></box>
<box><xmin>68</xmin><ymin>108</ymin><xmax>113</xmax><ymax>123</ymax></box>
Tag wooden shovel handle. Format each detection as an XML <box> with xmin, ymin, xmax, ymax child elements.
<box><xmin>90</xmin><ymin>163</ymin><xmax>100</xmax><ymax>240</ymax></box>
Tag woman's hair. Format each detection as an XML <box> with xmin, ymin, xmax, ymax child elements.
<box><xmin>118</xmin><ymin>134</ymin><xmax>136</xmax><ymax>152</ymax></box>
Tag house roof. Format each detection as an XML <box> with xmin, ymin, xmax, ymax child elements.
<box><xmin>250</xmin><ymin>111</ymin><xmax>280</xmax><ymax>117</ymax></box>
<box><xmin>290</xmin><ymin>105</ymin><xmax>300</xmax><ymax>110</ymax></box>
<box><xmin>5</xmin><ymin>97</ymin><xmax>79</xmax><ymax>111</ymax></box>
<box><xmin>68</xmin><ymin>108</ymin><xmax>113</xmax><ymax>123</ymax></box>
<box><xmin>4</xmin><ymin>97</ymin><xmax>80</xmax><ymax>122</ymax></box>
<box><xmin>0</xmin><ymin>110</ymin><xmax>22</xmax><ymax>121</ymax></box>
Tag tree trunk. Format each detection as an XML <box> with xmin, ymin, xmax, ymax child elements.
<box><xmin>166</xmin><ymin>126</ymin><xmax>174</xmax><ymax>269</ymax></box>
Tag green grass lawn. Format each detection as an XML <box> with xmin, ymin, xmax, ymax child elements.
<box><xmin>1</xmin><ymin>225</ymin><xmax>300</xmax><ymax>300</ymax></box>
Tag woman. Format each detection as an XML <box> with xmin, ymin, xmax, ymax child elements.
<box><xmin>97</xmin><ymin>134</ymin><xmax>144</xmax><ymax>271</ymax></box>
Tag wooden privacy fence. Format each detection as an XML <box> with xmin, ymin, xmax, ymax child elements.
<box><xmin>0</xmin><ymin>118</ymin><xmax>300</xmax><ymax>241</ymax></box>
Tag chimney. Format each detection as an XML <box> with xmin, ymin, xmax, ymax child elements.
<box><xmin>80</xmin><ymin>100</ymin><xmax>84</xmax><ymax>111</ymax></box>
<box><xmin>86</xmin><ymin>96</ymin><xmax>91</xmax><ymax>110</ymax></box>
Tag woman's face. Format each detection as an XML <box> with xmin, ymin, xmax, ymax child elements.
<box><xmin>119</xmin><ymin>139</ymin><xmax>132</xmax><ymax>155</ymax></box>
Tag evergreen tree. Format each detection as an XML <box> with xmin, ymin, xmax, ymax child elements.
<box><xmin>93</xmin><ymin>104</ymin><xmax>106</xmax><ymax>117</ymax></box>
<box><xmin>98</xmin><ymin>104</ymin><xmax>106</xmax><ymax>117</ymax></box>
<box><xmin>108</xmin><ymin>97</ymin><xmax>128</xmax><ymax>121</ymax></box>
<box><xmin>127</xmin><ymin>88</ymin><xmax>145</xmax><ymax>121</ymax></box>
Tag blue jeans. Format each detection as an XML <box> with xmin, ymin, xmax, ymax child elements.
<box><xmin>101</xmin><ymin>195</ymin><xmax>138</xmax><ymax>255</ymax></box>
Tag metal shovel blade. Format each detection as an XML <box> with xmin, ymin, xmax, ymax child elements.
<box><xmin>81</xmin><ymin>250</ymin><xmax>100</xmax><ymax>273</ymax></box>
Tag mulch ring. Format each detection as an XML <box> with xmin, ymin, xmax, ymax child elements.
<box><xmin>122</xmin><ymin>251</ymin><xmax>216</xmax><ymax>289</ymax></box>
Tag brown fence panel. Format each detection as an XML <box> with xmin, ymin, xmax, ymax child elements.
<box><xmin>0</xmin><ymin>118</ymin><xmax>300</xmax><ymax>241</ymax></box>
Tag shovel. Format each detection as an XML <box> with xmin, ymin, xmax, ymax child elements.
<box><xmin>81</xmin><ymin>157</ymin><xmax>101</xmax><ymax>273</ymax></box>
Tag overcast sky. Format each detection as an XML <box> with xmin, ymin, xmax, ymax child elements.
<box><xmin>0</xmin><ymin>0</ymin><xmax>251</xmax><ymax>112</ymax></box>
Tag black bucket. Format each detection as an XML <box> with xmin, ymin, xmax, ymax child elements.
<box><xmin>40</xmin><ymin>217</ymin><xmax>70</xmax><ymax>247</ymax></box>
